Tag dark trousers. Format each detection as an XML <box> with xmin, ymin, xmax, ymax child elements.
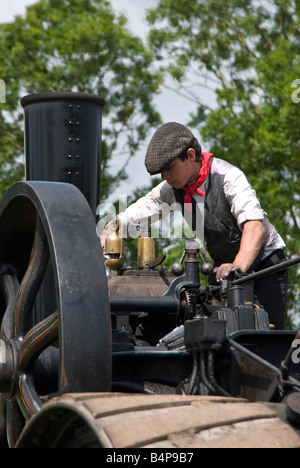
<box><xmin>254</xmin><ymin>249</ymin><xmax>288</xmax><ymax>330</ymax></box>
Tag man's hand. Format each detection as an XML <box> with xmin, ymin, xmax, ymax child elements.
<box><xmin>214</xmin><ymin>263</ymin><xmax>241</xmax><ymax>282</ymax></box>
<box><xmin>214</xmin><ymin>220</ymin><xmax>265</xmax><ymax>282</ymax></box>
<box><xmin>100</xmin><ymin>217</ymin><xmax>119</xmax><ymax>251</ymax></box>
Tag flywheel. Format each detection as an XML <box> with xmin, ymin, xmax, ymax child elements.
<box><xmin>0</xmin><ymin>181</ymin><xmax>111</xmax><ymax>447</ymax></box>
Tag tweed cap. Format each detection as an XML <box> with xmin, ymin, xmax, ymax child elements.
<box><xmin>145</xmin><ymin>122</ymin><xmax>196</xmax><ymax>175</ymax></box>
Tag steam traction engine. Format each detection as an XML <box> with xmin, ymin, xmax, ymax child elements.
<box><xmin>0</xmin><ymin>93</ymin><xmax>299</xmax><ymax>448</ymax></box>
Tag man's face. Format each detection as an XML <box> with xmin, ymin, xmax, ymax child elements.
<box><xmin>161</xmin><ymin>149</ymin><xmax>199</xmax><ymax>188</ymax></box>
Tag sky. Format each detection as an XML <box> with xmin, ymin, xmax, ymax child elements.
<box><xmin>0</xmin><ymin>0</ymin><xmax>200</xmax><ymax>200</ymax></box>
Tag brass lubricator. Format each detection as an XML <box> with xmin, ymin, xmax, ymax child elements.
<box><xmin>137</xmin><ymin>237</ymin><xmax>156</xmax><ymax>269</ymax></box>
<box><xmin>105</xmin><ymin>218</ymin><xmax>124</xmax><ymax>271</ymax></box>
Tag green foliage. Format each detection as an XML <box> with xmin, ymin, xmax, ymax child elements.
<box><xmin>0</xmin><ymin>0</ymin><xmax>162</xmax><ymax>200</ymax></box>
<box><xmin>147</xmin><ymin>0</ymin><xmax>300</xmax><ymax>325</ymax></box>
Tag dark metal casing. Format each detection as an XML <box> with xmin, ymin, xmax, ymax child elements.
<box><xmin>21</xmin><ymin>92</ymin><xmax>105</xmax><ymax>217</ymax></box>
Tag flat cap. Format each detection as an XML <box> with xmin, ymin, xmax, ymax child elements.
<box><xmin>145</xmin><ymin>122</ymin><xmax>196</xmax><ymax>175</ymax></box>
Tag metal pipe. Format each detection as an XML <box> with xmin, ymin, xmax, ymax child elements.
<box><xmin>109</xmin><ymin>296</ymin><xmax>183</xmax><ymax>313</ymax></box>
<box><xmin>199</xmin><ymin>350</ymin><xmax>216</xmax><ymax>394</ymax></box>
<box><xmin>186</xmin><ymin>351</ymin><xmax>199</xmax><ymax>395</ymax></box>
<box><xmin>207</xmin><ymin>349</ymin><xmax>232</xmax><ymax>397</ymax></box>
<box><xmin>232</xmin><ymin>256</ymin><xmax>300</xmax><ymax>285</ymax></box>
<box><xmin>211</xmin><ymin>256</ymin><xmax>300</xmax><ymax>295</ymax></box>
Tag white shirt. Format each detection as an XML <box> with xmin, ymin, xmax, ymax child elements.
<box><xmin>117</xmin><ymin>157</ymin><xmax>285</xmax><ymax>259</ymax></box>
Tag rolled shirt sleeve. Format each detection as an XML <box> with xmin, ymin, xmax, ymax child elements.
<box><xmin>221</xmin><ymin>165</ymin><xmax>285</xmax><ymax>255</ymax></box>
<box><xmin>223</xmin><ymin>167</ymin><xmax>265</xmax><ymax>230</ymax></box>
<box><xmin>117</xmin><ymin>181</ymin><xmax>178</xmax><ymax>237</ymax></box>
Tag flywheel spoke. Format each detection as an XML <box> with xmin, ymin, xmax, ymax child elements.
<box><xmin>18</xmin><ymin>311</ymin><xmax>59</xmax><ymax>371</ymax></box>
<box><xmin>13</xmin><ymin>217</ymin><xmax>49</xmax><ymax>338</ymax></box>
<box><xmin>0</xmin><ymin>273</ymin><xmax>19</xmax><ymax>341</ymax></box>
<box><xmin>17</xmin><ymin>375</ymin><xmax>42</xmax><ymax>420</ymax></box>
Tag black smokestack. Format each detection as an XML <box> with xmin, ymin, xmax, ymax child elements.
<box><xmin>21</xmin><ymin>92</ymin><xmax>105</xmax><ymax>217</ymax></box>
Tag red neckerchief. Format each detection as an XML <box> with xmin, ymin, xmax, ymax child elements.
<box><xmin>182</xmin><ymin>152</ymin><xmax>213</xmax><ymax>212</ymax></box>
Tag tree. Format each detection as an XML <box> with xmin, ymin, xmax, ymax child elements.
<box><xmin>0</xmin><ymin>0</ymin><xmax>161</xmax><ymax>200</ymax></box>
<box><xmin>146</xmin><ymin>0</ymin><xmax>300</xmax><ymax>325</ymax></box>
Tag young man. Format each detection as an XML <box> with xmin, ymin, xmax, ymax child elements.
<box><xmin>101</xmin><ymin>122</ymin><xmax>288</xmax><ymax>329</ymax></box>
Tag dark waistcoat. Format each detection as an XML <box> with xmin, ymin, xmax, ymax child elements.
<box><xmin>173</xmin><ymin>172</ymin><xmax>242</xmax><ymax>266</ymax></box>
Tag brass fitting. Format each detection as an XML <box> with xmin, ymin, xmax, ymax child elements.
<box><xmin>105</xmin><ymin>218</ymin><xmax>124</xmax><ymax>271</ymax></box>
<box><xmin>137</xmin><ymin>237</ymin><xmax>156</xmax><ymax>269</ymax></box>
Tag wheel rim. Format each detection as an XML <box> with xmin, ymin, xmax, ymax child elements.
<box><xmin>0</xmin><ymin>181</ymin><xmax>111</xmax><ymax>446</ymax></box>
